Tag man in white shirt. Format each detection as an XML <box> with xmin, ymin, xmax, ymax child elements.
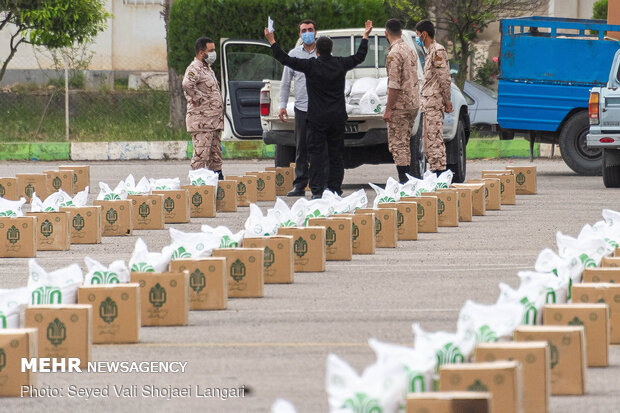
<box><xmin>278</xmin><ymin>19</ymin><xmax>317</xmax><ymax>196</ymax></box>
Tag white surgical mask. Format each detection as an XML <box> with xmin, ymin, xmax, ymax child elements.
<box><xmin>204</xmin><ymin>51</ymin><xmax>217</xmax><ymax>65</ymax></box>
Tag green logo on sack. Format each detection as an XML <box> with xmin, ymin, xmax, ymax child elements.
<box><xmin>72</xmin><ymin>214</ymin><xmax>85</xmax><ymax>231</ymax></box>
<box><xmin>520</xmin><ymin>297</ymin><xmax>538</xmax><ymax>325</ymax></box>
<box><xmin>436</xmin><ymin>342</ymin><xmax>465</xmax><ymax>368</ymax></box>
<box><xmin>396</xmin><ymin>210</ymin><xmax>404</xmax><ymax>228</ymax></box>
<box><xmin>25</xmin><ymin>184</ymin><xmax>35</xmax><ymax>198</ymax></box>
<box><xmin>231</xmin><ymin>259</ymin><xmax>246</xmax><ymax>282</ymax></box>
<box><xmin>0</xmin><ymin>184</ymin><xmax>4</xmax><ymax>198</ymax></box>
<box><xmin>149</xmin><ymin>283</ymin><xmax>167</xmax><ymax>308</ymax></box>
<box><xmin>579</xmin><ymin>253</ymin><xmax>597</xmax><ymax>269</ymax></box>
<box><xmin>41</xmin><ymin>219</ymin><xmax>54</xmax><ymax>238</ymax></box>
<box><xmin>476</xmin><ymin>325</ymin><xmax>499</xmax><ymax>343</ymax></box>
<box><xmin>0</xmin><ymin>348</ymin><xmax>5</xmax><ymax>372</ymax></box>
<box><xmin>294</xmin><ymin>237</ymin><xmax>308</xmax><ymax>258</ymax></box>
<box><xmin>264</xmin><ymin>246</ymin><xmax>275</xmax><ymax>269</ymax></box>
<box><xmin>550</xmin><ymin>343</ymin><xmax>559</xmax><ymax>369</ymax></box>
<box><xmin>516</xmin><ymin>172</ymin><xmax>526</xmax><ymax>186</ymax></box>
<box><xmin>103</xmin><ymin>193</ymin><xmax>121</xmax><ymax>201</ymax></box>
<box><xmin>568</xmin><ymin>316</ymin><xmax>584</xmax><ymax>326</ymax></box>
<box><xmin>172</xmin><ymin>246</ymin><xmax>192</xmax><ymax>260</ymax></box>
<box><xmin>47</xmin><ymin>318</ymin><xmax>66</xmax><ymax>347</ymax></box>
<box><xmin>467</xmin><ymin>379</ymin><xmax>489</xmax><ymax>392</ymax></box>
<box><xmin>545</xmin><ymin>288</ymin><xmax>557</xmax><ymax>304</ymax></box>
<box><xmin>192</xmin><ymin>192</ymin><xmax>203</xmax><ymax>207</ymax></box>
<box><xmin>90</xmin><ymin>271</ymin><xmax>120</xmax><ymax>284</ymax></box>
<box><xmin>220</xmin><ymin>235</ymin><xmax>238</xmax><ymax>248</ymax></box>
<box><xmin>237</xmin><ymin>182</ymin><xmax>247</xmax><ymax>196</ymax></box>
<box><xmin>52</xmin><ymin>177</ymin><xmax>62</xmax><ymax>190</ymax></box>
<box><xmin>164</xmin><ymin>197</ymin><xmax>175</xmax><ymax>213</ymax></box>
<box><xmin>0</xmin><ymin>311</ymin><xmax>6</xmax><ymax>328</ymax></box>
<box><xmin>99</xmin><ymin>297</ymin><xmax>118</xmax><ymax>324</ymax></box>
<box><xmin>275</xmin><ymin>173</ymin><xmax>284</xmax><ymax>187</ymax></box>
<box><xmin>256</xmin><ymin>178</ymin><xmax>265</xmax><ymax>192</ymax></box>
<box><xmin>342</xmin><ymin>393</ymin><xmax>381</xmax><ymax>413</ymax></box>
<box><xmin>192</xmin><ymin>178</ymin><xmax>206</xmax><ymax>186</ymax></box>
<box><xmin>216</xmin><ymin>186</ymin><xmax>225</xmax><ymax>200</ymax></box>
<box><xmin>106</xmin><ymin>208</ymin><xmax>118</xmax><ymax>225</ymax></box>
<box><xmin>405</xmin><ymin>367</ymin><xmax>426</xmax><ymax>393</ymax></box>
<box><xmin>138</xmin><ymin>202</ymin><xmax>150</xmax><ymax>218</ymax></box>
<box><xmin>131</xmin><ymin>262</ymin><xmax>155</xmax><ymax>273</ymax></box>
<box><xmin>7</xmin><ymin>225</ymin><xmax>19</xmax><ymax>244</ymax></box>
<box><xmin>438</xmin><ymin>199</ymin><xmax>446</xmax><ymax>215</ymax></box>
<box><xmin>190</xmin><ymin>269</ymin><xmax>206</xmax><ymax>293</ymax></box>
<box><xmin>417</xmin><ymin>204</ymin><xmax>425</xmax><ymax>219</ymax></box>
<box><xmin>352</xmin><ymin>223</ymin><xmax>360</xmax><ymax>241</ymax></box>
<box><xmin>32</xmin><ymin>286</ymin><xmax>62</xmax><ymax>304</ymax></box>
<box><xmin>374</xmin><ymin>217</ymin><xmax>382</xmax><ymax>235</ymax></box>
<box><xmin>326</xmin><ymin>227</ymin><xmax>337</xmax><ymax>247</ymax></box>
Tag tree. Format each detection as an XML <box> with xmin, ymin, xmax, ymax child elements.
<box><xmin>0</xmin><ymin>0</ymin><xmax>109</xmax><ymax>83</ymax></box>
<box><xmin>593</xmin><ymin>0</ymin><xmax>608</xmax><ymax>20</ymax></box>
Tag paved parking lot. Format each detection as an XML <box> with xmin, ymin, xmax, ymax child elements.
<box><xmin>1</xmin><ymin>158</ymin><xmax>619</xmax><ymax>412</ymax></box>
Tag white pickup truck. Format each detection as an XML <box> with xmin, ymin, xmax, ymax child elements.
<box><xmin>587</xmin><ymin>49</ymin><xmax>620</xmax><ymax>188</ymax></box>
<box><xmin>219</xmin><ymin>29</ymin><xmax>470</xmax><ymax>181</ymax></box>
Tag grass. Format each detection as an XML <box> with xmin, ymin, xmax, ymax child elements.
<box><xmin>0</xmin><ymin>89</ymin><xmax>190</xmax><ymax>142</ymax></box>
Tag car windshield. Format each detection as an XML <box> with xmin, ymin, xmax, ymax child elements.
<box><xmin>468</xmin><ymin>81</ymin><xmax>497</xmax><ymax>99</ymax></box>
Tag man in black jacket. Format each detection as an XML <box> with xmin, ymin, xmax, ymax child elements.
<box><xmin>265</xmin><ymin>20</ymin><xmax>373</xmax><ymax>198</ymax></box>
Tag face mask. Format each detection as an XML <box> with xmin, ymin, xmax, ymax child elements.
<box><xmin>301</xmin><ymin>31</ymin><xmax>315</xmax><ymax>46</ymax></box>
<box><xmin>416</xmin><ymin>36</ymin><xmax>425</xmax><ymax>50</ymax></box>
<box><xmin>204</xmin><ymin>51</ymin><xmax>216</xmax><ymax>65</ymax></box>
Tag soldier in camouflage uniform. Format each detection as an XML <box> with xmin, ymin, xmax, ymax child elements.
<box><xmin>182</xmin><ymin>37</ymin><xmax>224</xmax><ymax>178</ymax></box>
<box><xmin>416</xmin><ymin>20</ymin><xmax>452</xmax><ymax>173</ymax></box>
<box><xmin>383</xmin><ymin>19</ymin><xmax>419</xmax><ymax>183</ymax></box>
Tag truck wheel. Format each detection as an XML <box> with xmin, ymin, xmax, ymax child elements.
<box><xmin>559</xmin><ymin>111</ymin><xmax>602</xmax><ymax>176</ymax></box>
<box><xmin>602</xmin><ymin>149</ymin><xmax>620</xmax><ymax>188</ymax></box>
<box><xmin>409</xmin><ymin>115</ymin><xmax>426</xmax><ymax>178</ymax></box>
<box><xmin>275</xmin><ymin>144</ymin><xmax>296</xmax><ymax>167</ymax></box>
<box><xmin>447</xmin><ymin>120</ymin><xmax>467</xmax><ymax>183</ymax></box>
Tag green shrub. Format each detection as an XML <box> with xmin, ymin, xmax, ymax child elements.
<box><xmin>167</xmin><ymin>0</ymin><xmax>390</xmax><ymax>74</ymax></box>
<box><xmin>593</xmin><ymin>0</ymin><xmax>608</xmax><ymax>20</ymax></box>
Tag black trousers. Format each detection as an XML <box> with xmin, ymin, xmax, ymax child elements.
<box><xmin>292</xmin><ymin>108</ymin><xmax>309</xmax><ymax>189</ymax></box>
<box><xmin>307</xmin><ymin>117</ymin><xmax>345</xmax><ymax>196</ymax></box>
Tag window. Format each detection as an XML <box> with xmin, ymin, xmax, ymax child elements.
<box><xmin>377</xmin><ymin>36</ymin><xmax>390</xmax><ymax>67</ymax></box>
<box><xmin>354</xmin><ymin>36</ymin><xmax>376</xmax><ymax>68</ymax></box>
<box><xmin>463</xmin><ymin>92</ymin><xmax>475</xmax><ymax>106</ymax></box>
<box><xmin>225</xmin><ymin>44</ymin><xmax>283</xmax><ymax>81</ymax></box>
<box><xmin>331</xmin><ymin>37</ymin><xmax>352</xmax><ymax>57</ymax></box>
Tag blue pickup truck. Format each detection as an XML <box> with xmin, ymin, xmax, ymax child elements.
<box><xmin>498</xmin><ymin>16</ymin><xmax>620</xmax><ymax>175</ymax></box>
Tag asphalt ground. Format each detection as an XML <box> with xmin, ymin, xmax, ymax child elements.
<box><xmin>0</xmin><ymin>158</ymin><xmax>619</xmax><ymax>412</ymax></box>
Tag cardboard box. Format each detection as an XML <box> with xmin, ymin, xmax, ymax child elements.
<box><xmin>212</xmin><ymin>248</ymin><xmax>264</xmax><ymax>298</ymax></box>
<box><xmin>449</xmin><ymin>186</ymin><xmax>473</xmax><ymax>222</ymax></box>
<box><xmin>182</xmin><ymin>185</ymin><xmax>216</xmax><ymax>218</ymax></box>
<box><xmin>0</xmin><ymin>328</ymin><xmax>38</xmax><ymax>397</ymax></box>
<box><xmin>615</xmin><ymin>248</ymin><xmax>620</xmax><ymax>257</ymax></box>
<box><xmin>215</xmin><ymin>180</ymin><xmax>238</xmax><ymax>212</ymax></box>
<box><xmin>582</xmin><ymin>267</ymin><xmax>620</xmax><ymax>282</ymax></box>
<box><xmin>266</xmin><ymin>166</ymin><xmax>295</xmax><ymax>196</ymax></box>
<box><xmin>129</xmin><ymin>272</ymin><xmax>189</xmax><ymax>326</ymax></box>
<box><xmin>247</xmin><ymin>171</ymin><xmax>276</xmax><ymax>201</ymax></box>
<box><xmin>400</xmin><ymin>196</ymin><xmax>438</xmax><ymax>233</ymax></box>
<box><xmin>227</xmin><ymin>175</ymin><xmax>257</xmax><ymax>207</ymax></box>
<box><xmin>474</xmin><ymin>342</ymin><xmax>550</xmax><ymax>413</ymax></box>
<box><xmin>406</xmin><ymin>392</ymin><xmax>491</xmax><ymax>413</ymax></box>
<box><xmin>59</xmin><ymin>165</ymin><xmax>90</xmax><ymax>193</ymax></box>
<box><xmin>514</xmin><ymin>326</ymin><xmax>586</xmax><ymax>395</ymax></box>
<box><xmin>543</xmin><ymin>304</ymin><xmax>609</xmax><ymax>367</ymax></box>
<box><xmin>152</xmin><ymin>189</ymin><xmax>190</xmax><ymax>224</ymax></box>
<box><xmin>600</xmin><ymin>256</ymin><xmax>620</xmax><ymax>267</ymax></box>
<box><xmin>60</xmin><ymin>206</ymin><xmax>102</xmax><ymax>244</ymax></box>
<box><xmin>77</xmin><ymin>284</ymin><xmax>140</xmax><ymax>344</ymax></box>
<box><xmin>468</xmin><ymin>178</ymin><xmax>501</xmax><ymax>211</ymax></box>
<box><xmin>93</xmin><ymin>199</ymin><xmax>133</xmax><ymax>236</ymax></box>
<box><xmin>44</xmin><ymin>170</ymin><xmax>74</xmax><ymax>196</ymax></box>
<box><xmin>0</xmin><ymin>216</ymin><xmax>36</xmax><ymax>258</ymax></box>
<box><xmin>356</xmin><ymin>208</ymin><xmax>398</xmax><ymax>248</ymax></box>
<box><xmin>243</xmin><ymin>235</ymin><xmax>294</xmax><ymax>284</ymax></box>
<box><xmin>0</xmin><ymin>178</ymin><xmax>18</xmax><ymax>201</ymax></box>
<box><xmin>379</xmin><ymin>202</ymin><xmax>419</xmax><ymax>240</ymax></box>
<box><xmin>278</xmin><ymin>226</ymin><xmax>326</xmax><ymax>272</ymax></box>
<box><xmin>572</xmin><ymin>283</ymin><xmax>620</xmax><ymax>343</ymax></box>
<box><xmin>507</xmin><ymin>166</ymin><xmax>537</xmax><ymax>195</ymax></box>
<box><xmin>434</xmin><ymin>189</ymin><xmax>459</xmax><ymax>227</ymax></box>
<box><xmin>16</xmin><ymin>173</ymin><xmax>48</xmax><ymax>201</ymax></box>
<box><xmin>344</xmin><ymin>212</ymin><xmax>376</xmax><ymax>255</ymax></box>
<box><xmin>452</xmin><ymin>183</ymin><xmax>486</xmax><ymax>216</ymax></box>
<box><xmin>307</xmin><ymin>217</ymin><xmax>353</xmax><ymax>261</ymax></box>
<box><xmin>482</xmin><ymin>171</ymin><xmax>516</xmax><ymax>205</ymax></box>
<box><xmin>128</xmin><ymin>194</ymin><xmax>165</xmax><ymax>230</ymax></box>
<box><xmin>26</xmin><ymin>211</ymin><xmax>71</xmax><ymax>251</ymax></box>
<box><xmin>439</xmin><ymin>361</ymin><xmax>523</xmax><ymax>413</ymax></box>
<box><xmin>170</xmin><ymin>257</ymin><xmax>227</xmax><ymax>310</ymax></box>
<box><xmin>24</xmin><ymin>305</ymin><xmax>92</xmax><ymax>369</ymax></box>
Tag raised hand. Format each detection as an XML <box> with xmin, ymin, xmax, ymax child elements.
<box><xmin>363</xmin><ymin>20</ymin><xmax>373</xmax><ymax>38</ymax></box>
<box><xmin>264</xmin><ymin>28</ymin><xmax>275</xmax><ymax>45</ymax></box>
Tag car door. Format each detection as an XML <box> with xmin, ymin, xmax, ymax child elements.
<box><xmin>600</xmin><ymin>49</ymin><xmax>620</xmax><ymax>131</ymax></box>
<box><xmin>220</xmin><ymin>39</ymin><xmax>284</xmax><ymax>139</ymax></box>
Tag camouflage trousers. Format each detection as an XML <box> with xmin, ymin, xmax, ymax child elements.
<box><xmin>191</xmin><ymin>130</ymin><xmax>223</xmax><ymax>171</ymax></box>
<box><xmin>422</xmin><ymin>109</ymin><xmax>446</xmax><ymax>171</ymax></box>
<box><xmin>387</xmin><ymin>109</ymin><xmax>416</xmax><ymax>166</ymax></box>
